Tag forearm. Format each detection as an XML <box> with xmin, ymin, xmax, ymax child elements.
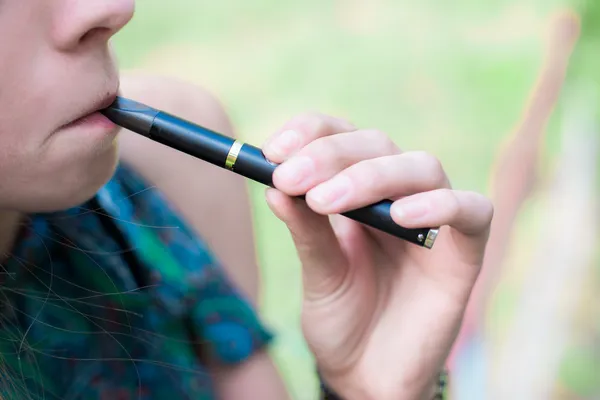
<box><xmin>210</xmin><ymin>351</ymin><xmax>291</xmax><ymax>400</ymax></box>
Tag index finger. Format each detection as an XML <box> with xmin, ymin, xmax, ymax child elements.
<box><xmin>262</xmin><ymin>113</ymin><xmax>356</xmax><ymax>163</ymax></box>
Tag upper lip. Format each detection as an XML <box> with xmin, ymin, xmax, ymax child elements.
<box><xmin>97</xmin><ymin>92</ymin><xmax>118</xmax><ymax>111</ymax></box>
<box><xmin>61</xmin><ymin>89</ymin><xmax>118</xmax><ymax>128</ymax></box>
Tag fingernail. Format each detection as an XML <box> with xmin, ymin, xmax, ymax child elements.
<box><xmin>268</xmin><ymin>129</ymin><xmax>300</xmax><ymax>158</ymax></box>
<box><xmin>276</xmin><ymin>156</ymin><xmax>314</xmax><ymax>187</ymax></box>
<box><xmin>393</xmin><ymin>201</ymin><xmax>429</xmax><ymax>221</ymax></box>
<box><xmin>309</xmin><ymin>176</ymin><xmax>352</xmax><ymax>207</ymax></box>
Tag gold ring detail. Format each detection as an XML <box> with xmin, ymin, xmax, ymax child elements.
<box><xmin>225</xmin><ymin>140</ymin><xmax>244</xmax><ymax>170</ymax></box>
<box><xmin>424</xmin><ymin>228</ymin><xmax>439</xmax><ymax>249</ymax></box>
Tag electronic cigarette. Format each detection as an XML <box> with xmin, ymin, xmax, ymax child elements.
<box><xmin>102</xmin><ymin>97</ymin><xmax>439</xmax><ymax>249</ymax></box>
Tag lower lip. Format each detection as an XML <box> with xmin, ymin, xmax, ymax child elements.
<box><xmin>62</xmin><ymin>111</ymin><xmax>116</xmax><ymax>131</ymax></box>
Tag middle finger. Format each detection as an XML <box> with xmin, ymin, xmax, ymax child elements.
<box><xmin>272</xmin><ymin>129</ymin><xmax>401</xmax><ymax>196</ymax></box>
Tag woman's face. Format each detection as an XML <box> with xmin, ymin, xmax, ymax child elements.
<box><xmin>0</xmin><ymin>0</ymin><xmax>135</xmax><ymax>212</ymax></box>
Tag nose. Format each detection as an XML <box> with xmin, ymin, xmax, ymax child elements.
<box><xmin>52</xmin><ymin>0</ymin><xmax>135</xmax><ymax>51</ymax></box>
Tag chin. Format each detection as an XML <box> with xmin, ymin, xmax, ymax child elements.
<box><xmin>56</xmin><ymin>140</ymin><xmax>121</xmax><ymax>211</ymax></box>
<box><xmin>13</xmin><ymin>140</ymin><xmax>120</xmax><ymax>214</ymax></box>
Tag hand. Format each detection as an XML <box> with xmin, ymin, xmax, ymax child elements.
<box><xmin>262</xmin><ymin>114</ymin><xmax>493</xmax><ymax>400</ymax></box>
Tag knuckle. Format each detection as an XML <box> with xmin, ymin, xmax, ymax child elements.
<box><xmin>289</xmin><ymin>111</ymin><xmax>322</xmax><ymax>123</ymax></box>
<box><xmin>349</xmin><ymin>160</ymin><xmax>384</xmax><ymax>187</ymax></box>
<box><xmin>295</xmin><ymin>112</ymin><xmax>329</xmax><ymax>136</ymax></box>
<box><xmin>308</xmin><ymin>118</ymin><xmax>330</xmax><ymax>139</ymax></box>
<box><xmin>476</xmin><ymin>192</ymin><xmax>495</xmax><ymax>223</ymax></box>
<box><xmin>439</xmin><ymin>188</ymin><xmax>460</xmax><ymax>215</ymax></box>
<box><xmin>414</xmin><ymin>151</ymin><xmax>443</xmax><ymax>172</ymax></box>
<box><xmin>287</xmin><ymin>113</ymin><xmax>357</xmax><ymax>143</ymax></box>
<box><xmin>364</xmin><ymin>129</ymin><xmax>398</xmax><ymax>152</ymax></box>
<box><xmin>306</xmin><ymin>136</ymin><xmax>338</xmax><ymax>163</ymax></box>
<box><xmin>486</xmin><ymin>200</ymin><xmax>495</xmax><ymax>222</ymax></box>
<box><xmin>356</xmin><ymin>129</ymin><xmax>400</xmax><ymax>154</ymax></box>
<box><xmin>338</xmin><ymin>118</ymin><xmax>358</xmax><ymax>132</ymax></box>
<box><xmin>362</xmin><ymin>129</ymin><xmax>387</xmax><ymax>142</ymax></box>
<box><xmin>285</xmin><ymin>112</ymin><xmax>325</xmax><ymax>135</ymax></box>
<box><xmin>411</xmin><ymin>151</ymin><xmax>446</xmax><ymax>186</ymax></box>
<box><xmin>328</xmin><ymin>115</ymin><xmax>357</xmax><ymax>132</ymax></box>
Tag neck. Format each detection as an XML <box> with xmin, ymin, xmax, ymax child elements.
<box><xmin>0</xmin><ymin>209</ymin><xmax>22</xmax><ymax>259</ymax></box>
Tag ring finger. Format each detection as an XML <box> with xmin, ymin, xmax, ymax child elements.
<box><xmin>304</xmin><ymin>151</ymin><xmax>451</xmax><ymax>214</ymax></box>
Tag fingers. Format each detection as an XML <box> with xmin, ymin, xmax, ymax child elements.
<box><xmin>265</xmin><ymin>188</ymin><xmax>350</xmax><ymax>301</ymax></box>
<box><xmin>391</xmin><ymin>189</ymin><xmax>494</xmax><ymax>237</ymax></box>
<box><xmin>272</xmin><ymin>129</ymin><xmax>401</xmax><ymax>196</ymax></box>
<box><xmin>391</xmin><ymin>189</ymin><xmax>493</xmax><ymax>265</ymax></box>
<box><xmin>264</xmin><ymin>112</ymin><xmax>493</xmax><ymax>263</ymax></box>
<box><xmin>262</xmin><ymin>113</ymin><xmax>357</xmax><ymax>163</ymax></box>
<box><xmin>304</xmin><ymin>151</ymin><xmax>450</xmax><ymax>214</ymax></box>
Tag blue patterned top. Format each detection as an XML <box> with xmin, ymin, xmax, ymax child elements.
<box><xmin>0</xmin><ymin>164</ymin><xmax>273</xmax><ymax>399</ymax></box>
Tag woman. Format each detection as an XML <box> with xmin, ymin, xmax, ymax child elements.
<box><xmin>0</xmin><ymin>1</ymin><xmax>493</xmax><ymax>399</ymax></box>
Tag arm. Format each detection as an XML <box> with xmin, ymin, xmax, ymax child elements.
<box><xmin>117</xmin><ymin>73</ymin><xmax>290</xmax><ymax>400</ymax></box>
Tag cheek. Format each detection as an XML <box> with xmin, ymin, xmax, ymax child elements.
<box><xmin>0</xmin><ymin>117</ymin><xmax>34</xmax><ymax>171</ymax></box>
<box><xmin>0</xmin><ymin>5</ymin><xmax>62</xmax><ymax>148</ymax></box>
<box><xmin>0</xmin><ymin>104</ymin><xmax>49</xmax><ymax>181</ymax></box>
<box><xmin>0</xmin><ymin>59</ymin><xmax>54</xmax><ymax>159</ymax></box>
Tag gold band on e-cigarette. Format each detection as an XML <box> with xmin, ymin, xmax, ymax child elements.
<box><xmin>225</xmin><ymin>140</ymin><xmax>244</xmax><ymax>170</ymax></box>
<box><xmin>423</xmin><ymin>228</ymin><xmax>439</xmax><ymax>249</ymax></box>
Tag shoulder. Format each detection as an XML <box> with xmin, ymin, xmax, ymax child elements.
<box><xmin>116</xmin><ymin>73</ymin><xmax>261</xmax><ymax>302</ymax></box>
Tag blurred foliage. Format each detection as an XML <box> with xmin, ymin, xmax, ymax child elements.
<box><xmin>569</xmin><ymin>0</ymin><xmax>600</xmax><ymax>193</ymax></box>
<box><xmin>570</xmin><ymin>0</ymin><xmax>600</xmax><ymax>77</ymax></box>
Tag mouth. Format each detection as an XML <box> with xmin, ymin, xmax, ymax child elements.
<box><xmin>59</xmin><ymin>90</ymin><xmax>119</xmax><ymax>130</ymax></box>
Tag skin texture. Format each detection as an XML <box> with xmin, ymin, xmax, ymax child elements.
<box><xmin>0</xmin><ymin>1</ymin><xmax>494</xmax><ymax>399</ymax></box>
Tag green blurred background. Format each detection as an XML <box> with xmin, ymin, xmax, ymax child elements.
<box><xmin>111</xmin><ymin>1</ymin><xmax>599</xmax><ymax>398</ymax></box>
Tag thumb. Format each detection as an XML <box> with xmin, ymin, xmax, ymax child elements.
<box><xmin>265</xmin><ymin>188</ymin><xmax>349</xmax><ymax>301</ymax></box>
